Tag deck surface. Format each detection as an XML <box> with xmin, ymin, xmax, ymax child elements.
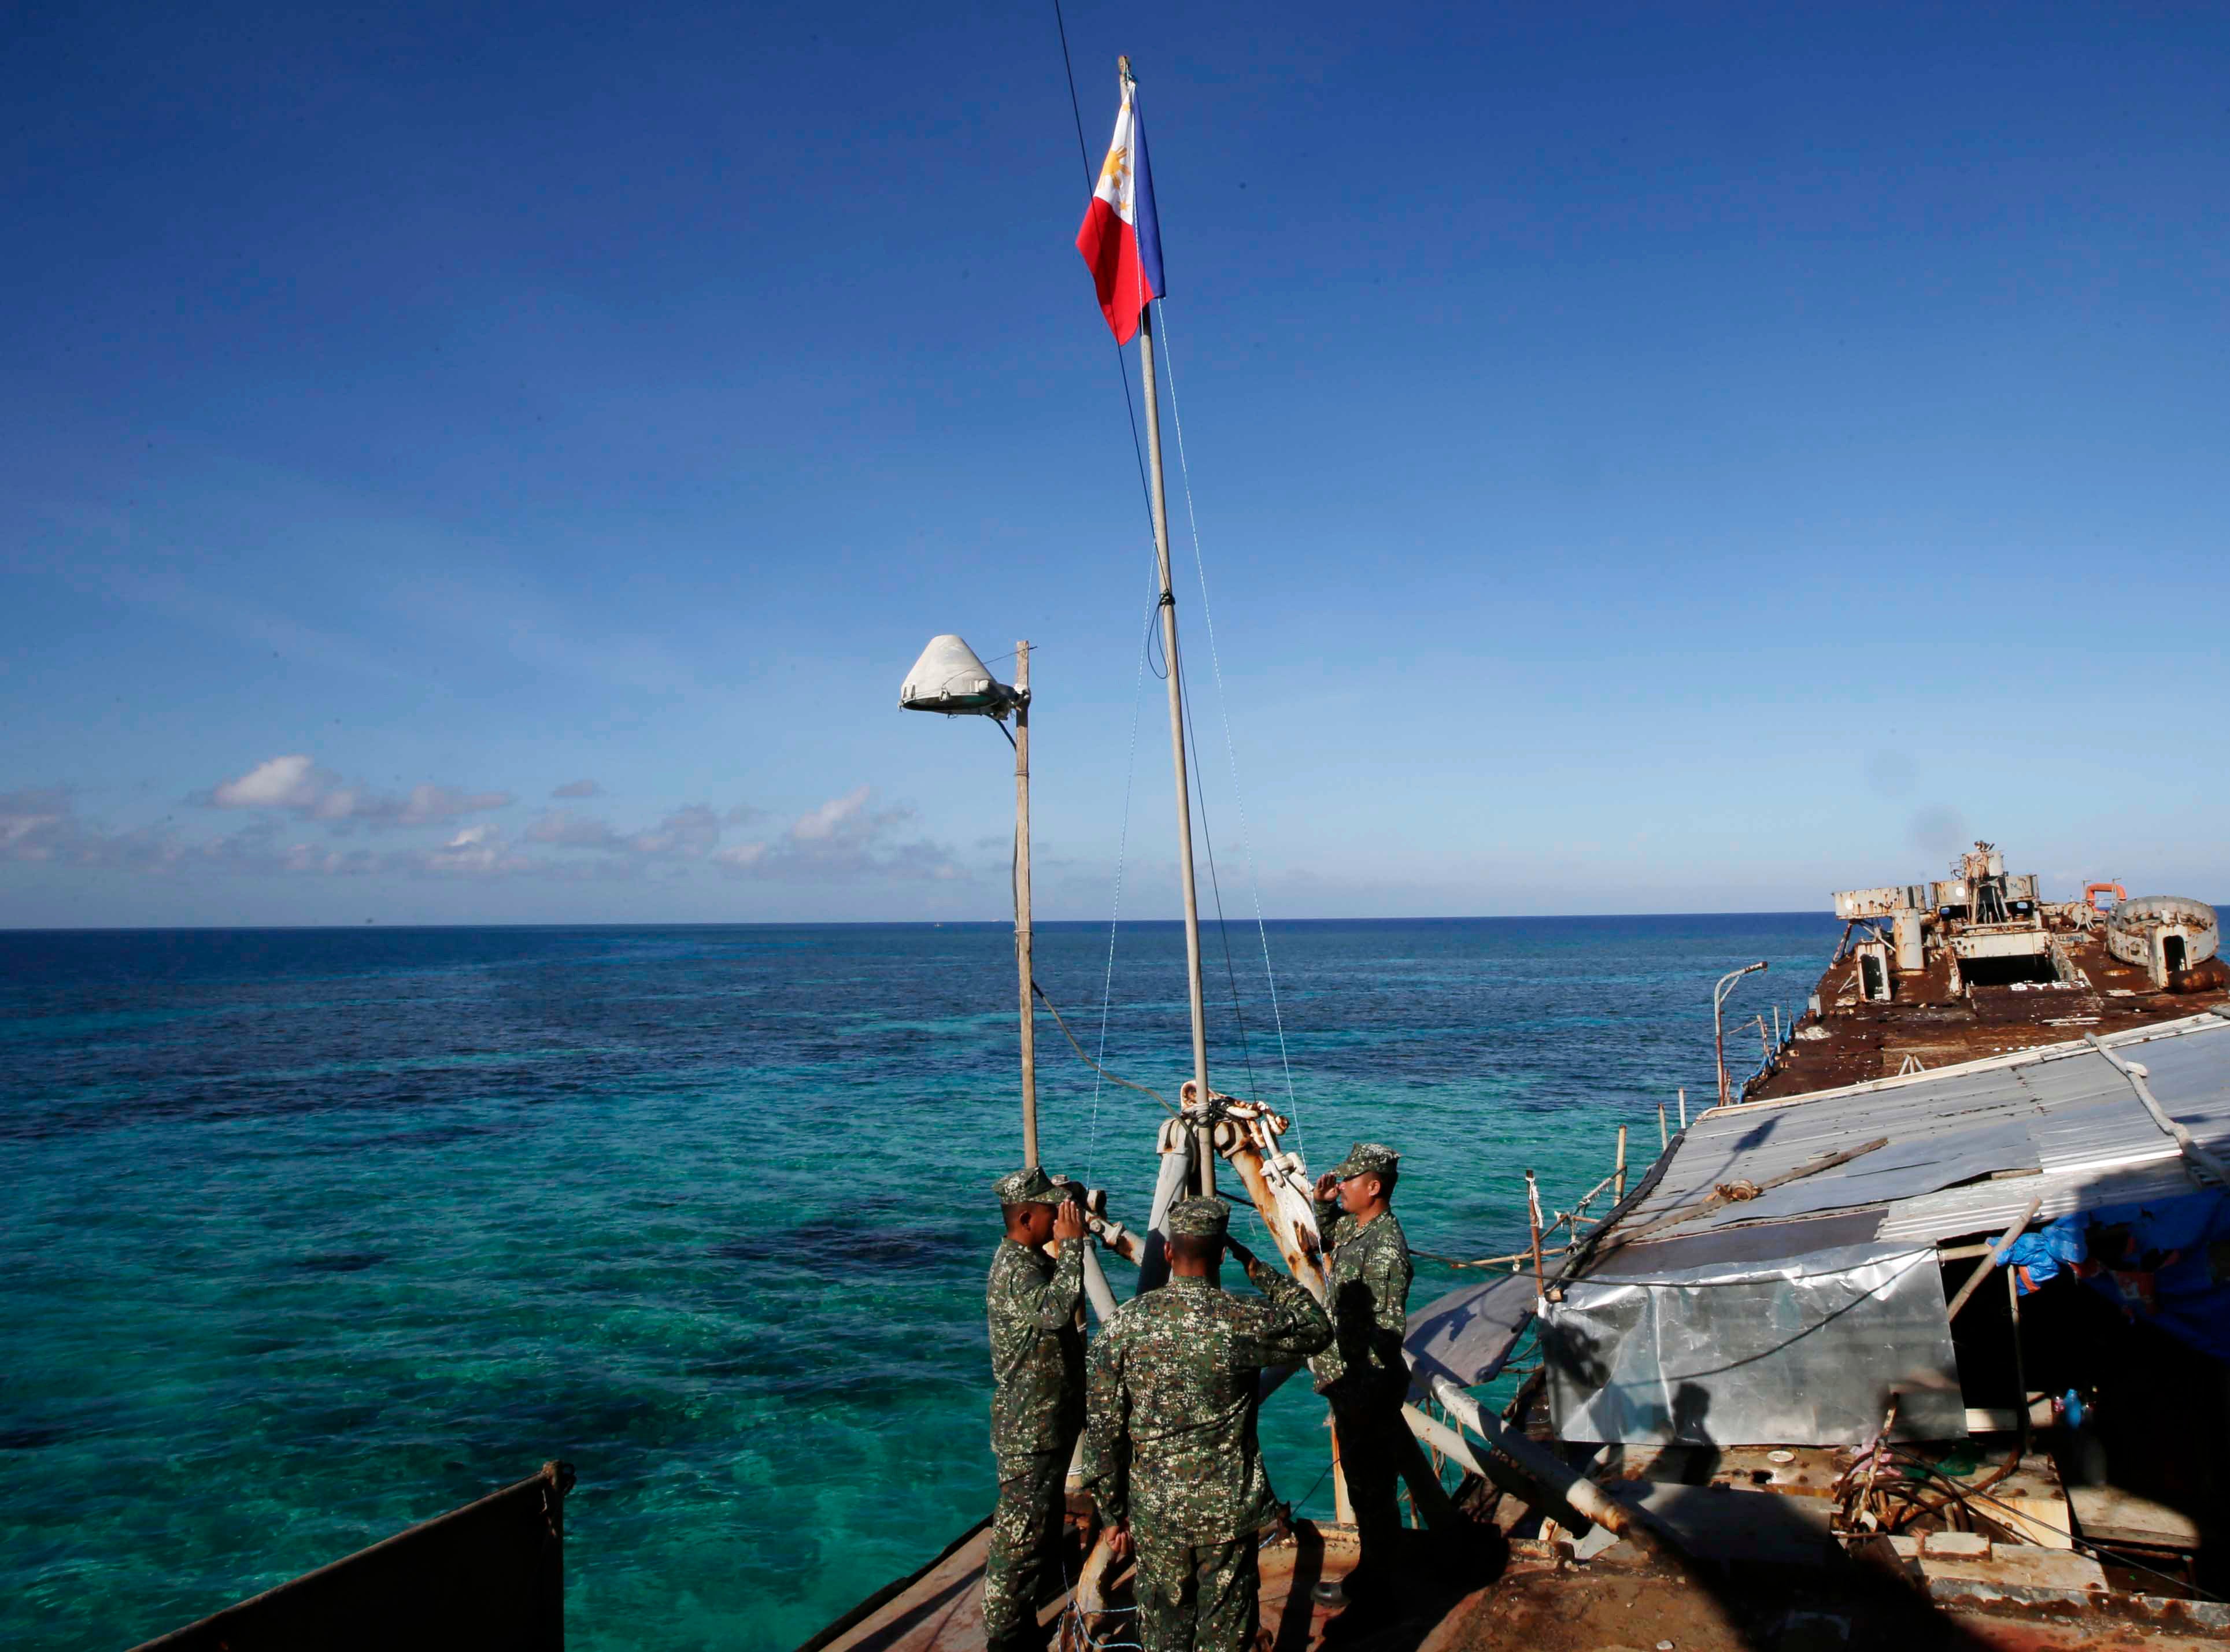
<box><xmin>811</xmin><ymin>1507</ymin><xmax>2224</xmax><ymax>1652</ymax></box>
<box><xmin>816</xmin><ymin>1521</ymin><xmax>1377</xmax><ymax>1652</ymax></box>
<box><xmin>1748</xmin><ymin>926</ymin><xmax>2225</xmax><ymax>1101</ymax></box>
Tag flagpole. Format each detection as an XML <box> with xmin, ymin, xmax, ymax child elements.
<box><xmin>1136</xmin><ymin>288</ymin><xmax>1214</xmax><ymax>1198</ymax></box>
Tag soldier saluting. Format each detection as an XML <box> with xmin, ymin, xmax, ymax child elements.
<box><xmin>1082</xmin><ymin>1195</ymin><xmax>1332</xmax><ymax>1652</ymax></box>
<box><xmin>1309</xmin><ymin>1142</ymin><xmax>1412</xmax><ymax>1613</ymax></box>
<box><xmin>982</xmin><ymin>1165</ymin><xmax>1090</xmax><ymax>1652</ymax></box>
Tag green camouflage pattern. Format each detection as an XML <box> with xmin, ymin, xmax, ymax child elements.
<box><xmin>1133</xmin><ymin>1532</ymin><xmax>1256</xmax><ymax>1652</ymax></box>
<box><xmin>1328</xmin><ymin>1140</ymin><xmax>1400</xmax><ymax>1181</ymax></box>
<box><xmin>1165</xmin><ymin>1195</ymin><xmax>1229</xmax><ymax>1236</ymax></box>
<box><xmin>1327</xmin><ymin>1389</ymin><xmax>1406</xmax><ymax>1597</ymax></box>
<box><xmin>986</xmin><ymin>1236</ymin><xmax>1086</xmax><ymax>1457</ymax></box>
<box><xmin>1308</xmin><ymin>1203</ymin><xmax>1413</xmax><ymax>1399</ymax></box>
<box><xmin>992</xmin><ymin>1164</ymin><xmax>1070</xmax><ymax>1206</ymax></box>
<box><xmin>980</xmin><ymin>1445</ymin><xmax>1068</xmax><ymax>1647</ymax></box>
<box><xmin>1081</xmin><ymin>1257</ymin><xmax>1330</xmax><ymax>1543</ymax></box>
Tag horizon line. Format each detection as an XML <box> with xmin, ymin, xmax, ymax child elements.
<box><xmin>0</xmin><ymin>909</ymin><xmax>1873</xmax><ymax>935</ymax></box>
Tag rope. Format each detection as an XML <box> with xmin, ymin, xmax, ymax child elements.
<box><xmin>1038</xmin><ymin>979</ymin><xmax>1177</xmax><ymax>1115</ymax></box>
<box><xmin>1087</xmin><ymin>591</ymin><xmax>1160</xmax><ymax>1183</ymax></box>
<box><xmin>1088</xmin><ymin>591</ymin><xmax>1156</xmax><ymax>1173</ymax></box>
<box><xmin>1150</xmin><ymin>301</ymin><xmax>1303</xmax><ymax>1155</ymax></box>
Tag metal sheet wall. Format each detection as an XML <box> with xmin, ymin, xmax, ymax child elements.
<box><xmin>1542</xmin><ymin>1244</ymin><xmax>1963</xmax><ymax>1447</ymax></box>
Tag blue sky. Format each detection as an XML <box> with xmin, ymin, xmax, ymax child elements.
<box><xmin>5</xmin><ymin>1</ymin><xmax>2226</xmax><ymax>926</ymax></box>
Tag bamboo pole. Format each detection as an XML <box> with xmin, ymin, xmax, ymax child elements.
<box><xmin>1012</xmin><ymin>640</ymin><xmax>1036</xmax><ymax>1166</ymax></box>
<box><xmin>1614</xmin><ymin>1125</ymin><xmax>1628</xmax><ymax>1204</ymax></box>
<box><xmin>1944</xmin><ymin>1198</ymin><xmax>2044</xmax><ymax>1322</ymax></box>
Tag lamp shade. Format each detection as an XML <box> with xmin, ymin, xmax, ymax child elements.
<box><xmin>898</xmin><ymin>634</ymin><xmax>1018</xmax><ymax>714</ymax></box>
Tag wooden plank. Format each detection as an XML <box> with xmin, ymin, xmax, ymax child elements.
<box><xmin>2068</xmin><ymin>1485</ymin><xmax>2203</xmax><ymax>1550</ymax></box>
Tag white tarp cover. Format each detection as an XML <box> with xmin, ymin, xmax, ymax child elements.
<box><xmin>1542</xmin><ymin>1239</ymin><xmax>1964</xmax><ymax>1446</ymax></box>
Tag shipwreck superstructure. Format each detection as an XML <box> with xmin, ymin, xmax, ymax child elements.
<box><xmin>1750</xmin><ymin>842</ymin><xmax>2228</xmax><ymax>1100</ymax></box>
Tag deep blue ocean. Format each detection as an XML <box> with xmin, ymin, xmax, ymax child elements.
<box><xmin>0</xmin><ymin>914</ymin><xmax>1842</xmax><ymax>1650</ymax></box>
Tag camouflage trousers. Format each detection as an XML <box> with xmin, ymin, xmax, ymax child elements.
<box><xmin>982</xmin><ymin>1446</ymin><xmax>1071</xmax><ymax>1648</ymax></box>
<box><xmin>1330</xmin><ymin>1390</ymin><xmax>1407</xmax><ymax>1597</ymax></box>
<box><xmin>1133</xmin><ymin>1530</ymin><xmax>1257</xmax><ymax>1652</ymax></box>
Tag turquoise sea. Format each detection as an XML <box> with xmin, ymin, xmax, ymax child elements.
<box><xmin>1</xmin><ymin>914</ymin><xmax>1840</xmax><ymax>1650</ymax></box>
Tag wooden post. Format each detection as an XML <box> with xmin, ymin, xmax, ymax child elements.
<box><xmin>1614</xmin><ymin>1125</ymin><xmax>1628</xmax><ymax>1204</ymax></box>
<box><xmin>1013</xmin><ymin>640</ymin><xmax>1037</xmax><ymax>1167</ymax></box>
<box><xmin>1677</xmin><ymin>1087</ymin><xmax>1687</xmax><ymax>1131</ymax></box>
<box><xmin>1658</xmin><ymin>1102</ymin><xmax>1669</xmax><ymax>1149</ymax></box>
<box><xmin>1946</xmin><ymin>1198</ymin><xmax>2044</xmax><ymax>1322</ymax></box>
<box><xmin>1526</xmin><ymin>1169</ymin><xmax>1546</xmax><ymax>1295</ymax></box>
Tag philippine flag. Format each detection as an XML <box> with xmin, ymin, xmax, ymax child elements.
<box><xmin>1075</xmin><ymin>73</ymin><xmax>1164</xmax><ymax>345</ymax></box>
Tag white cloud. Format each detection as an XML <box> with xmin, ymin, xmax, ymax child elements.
<box><xmin>628</xmin><ymin>805</ymin><xmax>721</xmax><ymax>860</ymax></box>
<box><xmin>790</xmin><ymin>785</ymin><xmax>870</xmax><ymax>842</ymax></box>
<box><xmin>524</xmin><ymin>809</ymin><xmax>623</xmax><ymax>849</ymax></box>
<box><xmin>203</xmin><ymin>755</ymin><xmax>513</xmax><ymax>827</ymax></box>
<box><xmin>716</xmin><ymin>787</ymin><xmax>960</xmax><ymax>883</ymax></box>
<box><xmin>523</xmin><ymin>803</ymin><xmax>725</xmax><ymax>862</ymax></box>
<box><xmin>5</xmin><ymin>779</ymin><xmax>960</xmax><ymax>891</ymax></box>
<box><xmin>212</xmin><ymin>754</ymin><xmax>324</xmax><ymax>809</ymax></box>
<box><xmin>552</xmin><ymin>779</ymin><xmax>601</xmax><ymax>799</ymax></box>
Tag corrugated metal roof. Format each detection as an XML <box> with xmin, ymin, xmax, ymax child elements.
<box><xmin>1876</xmin><ymin>1159</ymin><xmax>2194</xmax><ymax>1243</ymax></box>
<box><xmin>1598</xmin><ymin>1013</ymin><xmax>2228</xmax><ymax>1256</ymax></box>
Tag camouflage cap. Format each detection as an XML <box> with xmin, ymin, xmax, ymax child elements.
<box><xmin>1165</xmin><ymin>1195</ymin><xmax>1230</xmax><ymax>1238</ymax></box>
<box><xmin>993</xmin><ymin>1165</ymin><xmax>1070</xmax><ymax>1206</ymax></box>
<box><xmin>1329</xmin><ymin>1141</ymin><xmax>1399</xmax><ymax>1181</ymax></box>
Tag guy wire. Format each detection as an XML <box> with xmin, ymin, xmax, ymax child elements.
<box><xmin>1088</xmin><ymin>571</ymin><xmax>1163</xmax><ymax>1182</ymax></box>
<box><xmin>1152</xmin><ymin>300</ymin><xmax>1304</xmax><ymax>1154</ymax></box>
<box><xmin>1177</xmin><ymin>644</ymin><xmax>1262</xmax><ymax>1108</ymax></box>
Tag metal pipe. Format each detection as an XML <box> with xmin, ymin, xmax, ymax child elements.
<box><xmin>1078</xmin><ymin>1234</ymin><xmax>1119</xmax><ymax>1326</ymax></box>
<box><xmin>1713</xmin><ymin>961</ymin><xmax>1769</xmax><ymax>1107</ymax></box>
<box><xmin>1012</xmin><ymin>640</ymin><xmax>1036</xmax><ymax>1166</ymax></box>
<box><xmin>1136</xmin><ymin>301</ymin><xmax>1212</xmax><ymax>1194</ymax></box>
<box><xmin>1677</xmin><ymin>1086</ymin><xmax>1687</xmax><ymax>1131</ymax></box>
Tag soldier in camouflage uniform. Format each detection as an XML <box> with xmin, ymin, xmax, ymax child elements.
<box><xmin>1082</xmin><ymin>1196</ymin><xmax>1332</xmax><ymax>1652</ymax></box>
<box><xmin>1308</xmin><ymin>1141</ymin><xmax>1413</xmax><ymax>1610</ymax></box>
<box><xmin>982</xmin><ymin>1165</ymin><xmax>1090</xmax><ymax>1652</ymax></box>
